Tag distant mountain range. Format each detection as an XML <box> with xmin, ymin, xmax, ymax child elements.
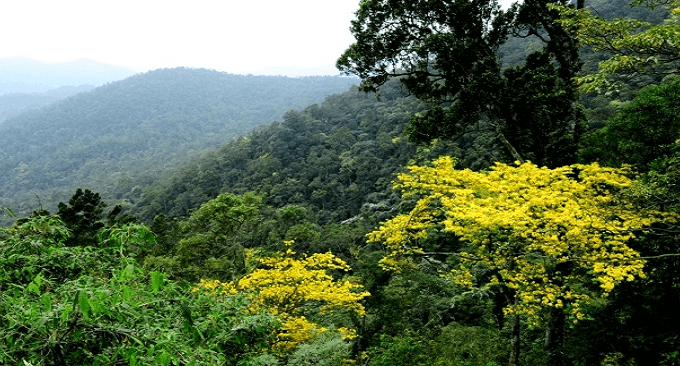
<box><xmin>251</xmin><ymin>65</ymin><xmax>343</xmax><ymax>77</ymax></box>
<box><xmin>0</xmin><ymin>67</ymin><xmax>358</xmax><ymax>219</ymax></box>
<box><xmin>0</xmin><ymin>85</ymin><xmax>96</xmax><ymax>123</ymax></box>
<box><xmin>0</xmin><ymin>57</ymin><xmax>136</xmax><ymax>94</ymax></box>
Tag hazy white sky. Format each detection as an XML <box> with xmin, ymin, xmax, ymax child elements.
<box><xmin>0</xmin><ymin>0</ymin><xmax>519</xmax><ymax>76</ymax></box>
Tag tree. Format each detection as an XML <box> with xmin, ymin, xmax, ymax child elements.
<box><xmin>558</xmin><ymin>141</ymin><xmax>680</xmax><ymax>365</ymax></box>
<box><xmin>501</xmin><ymin>51</ymin><xmax>586</xmax><ymax>167</ymax></box>
<box><xmin>196</xmin><ymin>240</ymin><xmax>369</xmax><ymax>356</ymax></box>
<box><xmin>337</xmin><ymin>0</ymin><xmax>586</xmax><ymax>167</ymax></box>
<box><xmin>580</xmin><ymin>76</ymin><xmax>680</xmax><ymax>171</ymax></box>
<box><xmin>367</xmin><ymin>156</ymin><xmax>673</xmax><ymax>365</ymax></box>
<box><xmin>553</xmin><ymin>0</ymin><xmax>680</xmax><ymax>92</ymax></box>
<box><xmin>145</xmin><ymin>192</ymin><xmax>263</xmax><ymax>281</ymax></box>
<box><xmin>57</xmin><ymin>188</ymin><xmax>107</xmax><ymax>246</ymax></box>
<box><xmin>633</xmin><ymin>139</ymin><xmax>680</xmax><ymax>210</ymax></box>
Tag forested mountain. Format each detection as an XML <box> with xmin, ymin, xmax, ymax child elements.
<box><xmin>0</xmin><ymin>0</ymin><xmax>647</xmax><ymax>224</ymax></box>
<box><xmin>0</xmin><ymin>85</ymin><xmax>95</xmax><ymax>123</ymax></box>
<box><xmin>0</xmin><ymin>57</ymin><xmax>135</xmax><ymax>94</ymax></box>
<box><xmin>0</xmin><ymin>68</ymin><xmax>357</xmax><ymax>219</ymax></box>
<box><xmin>129</xmin><ymin>77</ymin><xmax>502</xmax><ymax>224</ymax></box>
<box><xmin>3</xmin><ymin>1</ymin><xmax>680</xmax><ymax>365</ymax></box>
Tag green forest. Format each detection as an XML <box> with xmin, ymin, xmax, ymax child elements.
<box><xmin>0</xmin><ymin>69</ymin><xmax>357</xmax><ymax>221</ymax></box>
<box><xmin>2</xmin><ymin>0</ymin><xmax>680</xmax><ymax>365</ymax></box>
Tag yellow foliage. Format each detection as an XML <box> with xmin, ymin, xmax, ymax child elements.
<box><xmin>277</xmin><ymin>316</ymin><xmax>327</xmax><ymax>351</ymax></box>
<box><xmin>195</xmin><ymin>241</ymin><xmax>369</xmax><ymax>351</ymax></box>
<box><xmin>369</xmin><ymin>157</ymin><xmax>674</xmax><ymax>322</ymax></box>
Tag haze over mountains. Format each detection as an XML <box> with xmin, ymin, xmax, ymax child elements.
<box><xmin>0</xmin><ymin>57</ymin><xmax>137</xmax><ymax>94</ymax></box>
<box><xmin>0</xmin><ymin>85</ymin><xmax>97</xmax><ymax>124</ymax></box>
<box><xmin>0</xmin><ymin>0</ymin><xmax>660</xmax><ymax>223</ymax></box>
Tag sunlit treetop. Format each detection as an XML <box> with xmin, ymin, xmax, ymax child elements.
<box><xmin>195</xmin><ymin>241</ymin><xmax>369</xmax><ymax>351</ymax></box>
<box><xmin>368</xmin><ymin>157</ymin><xmax>675</xmax><ymax>322</ymax></box>
<box><xmin>551</xmin><ymin>0</ymin><xmax>680</xmax><ymax>92</ymax></box>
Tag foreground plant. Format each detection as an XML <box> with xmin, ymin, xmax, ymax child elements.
<box><xmin>196</xmin><ymin>241</ymin><xmax>369</xmax><ymax>354</ymax></box>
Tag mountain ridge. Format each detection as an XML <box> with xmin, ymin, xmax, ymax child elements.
<box><xmin>0</xmin><ymin>67</ymin><xmax>358</xmax><ymax>219</ymax></box>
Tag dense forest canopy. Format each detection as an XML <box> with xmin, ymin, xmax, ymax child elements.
<box><xmin>3</xmin><ymin>0</ymin><xmax>680</xmax><ymax>365</ymax></box>
<box><xmin>0</xmin><ymin>68</ymin><xmax>357</xmax><ymax>221</ymax></box>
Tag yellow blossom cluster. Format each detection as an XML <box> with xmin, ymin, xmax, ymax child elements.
<box><xmin>276</xmin><ymin>316</ymin><xmax>327</xmax><ymax>351</ymax></box>
<box><xmin>195</xmin><ymin>241</ymin><xmax>369</xmax><ymax>351</ymax></box>
<box><xmin>369</xmin><ymin>157</ymin><xmax>674</xmax><ymax>322</ymax></box>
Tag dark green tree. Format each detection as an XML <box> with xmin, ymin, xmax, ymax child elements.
<box><xmin>337</xmin><ymin>0</ymin><xmax>585</xmax><ymax>168</ymax></box>
<box><xmin>501</xmin><ymin>51</ymin><xmax>586</xmax><ymax>168</ymax></box>
<box><xmin>144</xmin><ymin>192</ymin><xmax>263</xmax><ymax>281</ymax></box>
<box><xmin>57</xmin><ymin>188</ymin><xmax>107</xmax><ymax>246</ymax></box>
<box><xmin>580</xmin><ymin>77</ymin><xmax>680</xmax><ymax>171</ymax></box>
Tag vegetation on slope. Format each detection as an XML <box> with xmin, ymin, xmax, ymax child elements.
<box><xmin>4</xmin><ymin>1</ymin><xmax>680</xmax><ymax>365</ymax></box>
<box><xmin>0</xmin><ymin>68</ymin><xmax>357</xmax><ymax>220</ymax></box>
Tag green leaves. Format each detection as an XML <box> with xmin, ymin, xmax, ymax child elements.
<box><xmin>340</xmin><ymin>0</ymin><xmax>585</xmax><ymax>167</ymax></box>
<box><xmin>0</xmin><ymin>206</ymin><xmax>14</xmax><ymax>217</ymax></box>
<box><xmin>1</xmin><ymin>258</ymin><xmax>278</xmax><ymax>365</ymax></box>
<box><xmin>580</xmin><ymin>77</ymin><xmax>680</xmax><ymax>171</ymax></box>
<box><xmin>77</xmin><ymin>290</ymin><xmax>91</xmax><ymax>319</ymax></box>
<box><xmin>0</xmin><ymin>213</ymin><xmax>286</xmax><ymax>365</ymax></box>
<box><xmin>150</xmin><ymin>271</ymin><xmax>165</xmax><ymax>294</ymax></box>
<box><xmin>552</xmin><ymin>0</ymin><xmax>680</xmax><ymax>92</ymax></box>
<box><xmin>26</xmin><ymin>274</ymin><xmax>42</xmax><ymax>296</ymax></box>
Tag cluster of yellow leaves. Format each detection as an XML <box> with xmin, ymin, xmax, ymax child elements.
<box><xmin>276</xmin><ymin>316</ymin><xmax>328</xmax><ymax>351</ymax></box>
<box><xmin>550</xmin><ymin>1</ymin><xmax>680</xmax><ymax>92</ymax></box>
<box><xmin>368</xmin><ymin>156</ymin><xmax>674</xmax><ymax>322</ymax></box>
<box><xmin>195</xmin><ymin>241</ymin><xmax>369</xmax><ymax>351</ymax></box>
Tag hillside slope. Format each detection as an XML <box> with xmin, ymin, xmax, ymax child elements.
<box><xmin>0</xmin><ymin>85</ymin><xmax>96</xmax><ymax>123</ymax></box>
<box><xmin>130</xmin><ymin>78</ymin><xmax>501</xmax><ymax>223</ymax></box>
<box><xmin>0</xmin><ymin>68</ymin><xmax>357</xmax><ymax>218</ymax></box>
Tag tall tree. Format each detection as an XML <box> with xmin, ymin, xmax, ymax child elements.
<box><xmin>368</xmin><ymin>156</ymin><xmax>673</xmax><ymax>365</ymax></box>
<box><xmin>338</xmin><ymin>0</ymin><xmax>585</xmax><ymax>167</ymax></box>
<box><xmin>580</xmin><ymin>76</ymin><xmax>680</xmax><ymax>171</ymax></box>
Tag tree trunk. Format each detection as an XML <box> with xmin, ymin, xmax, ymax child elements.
<box><xmin>509</xmin><ymin>312</ymin><xmax>521</xmax><ymax>366</ymax></box>
<box><xmin>496</xmin><ymin>127</ymin><xmax>524</xmax><ymax>164</ymax></box>
<box><xmin>545</xmin><ymin>307</ymin><xmax>566</xmax><ymax>366</ymax></box>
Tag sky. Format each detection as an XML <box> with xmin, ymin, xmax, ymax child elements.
<box><xmin>0</xmin><ymin>0</ymin><xmax>519</xmax><ymax>77</ymax></box>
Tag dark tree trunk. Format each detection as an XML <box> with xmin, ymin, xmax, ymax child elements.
<box><xmin>545</xmin><ymin>307</ymin><xmax>566</xmax><ymax>366</ymax></box>
<box><xmin>509</xmin><ymin>311</ymin><xmax>521</xmax><ymax>366</ymax></box>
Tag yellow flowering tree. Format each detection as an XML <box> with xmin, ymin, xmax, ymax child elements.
<box><xmin>369</xmin><ymin>156</ymin><xmax>671</xmax><ymax>320</ymax></box>
<box><xmin>368</xmin><ymin>157</ymin><xmax>673</xmax><ymax>365</ymax></box>
<box><xmin>196</xmin><ymin>241</ymin><xmax>369</xmax><ymax>353</ymax></box>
